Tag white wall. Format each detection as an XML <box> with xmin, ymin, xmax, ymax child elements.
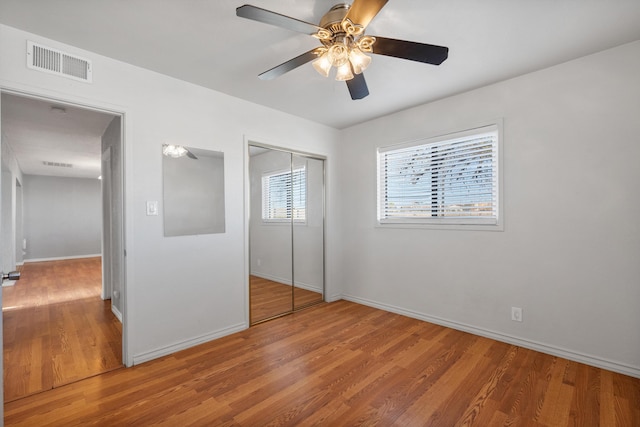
<box><xmin>23</xmin><ymin>175</ymin><xmax>102</xmax><ymax>260</ymax></box>
<box><xmin>337</xmin><ymin>41</ymin><xmax>640</xmax><ymax>377</ymax></box>
<box><xmin>1</xmin><ymin>169</ymin><xmax>13</xmax><ymax>272</ymax></box>
<box><xmin>15</xmin><ymin>180</ymin><xmax>23</xmax><ymax>265</ymax></box>
<box><xmin>0</xmin><ymin>137</ymin><xmax>23</xmax><ymax>273</ymax></box>
<box><xmin>0</xmin><ymin>24</ymin><xmax>341</xmax><ymax>364</ymax></box>
<box><xmin>101</xmin><ymin>116</ymin><xmax>124</xmax><ymax>315</ymax></box>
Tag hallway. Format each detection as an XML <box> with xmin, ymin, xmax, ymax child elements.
<box><xmin>3</xmin><ymin>257</ymin><xmax>122</xmax><ymax>402</ymax></box>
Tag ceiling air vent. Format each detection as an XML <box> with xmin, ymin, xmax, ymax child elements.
<box><xmin>27</xmin><ymin>41</ymin><xmax>93</xmax><ymax>83</ymax></box>
<box><xmin>43</xmin><ymin>161</ymin><xmax>73</xmax><ymax>168</ymax></box>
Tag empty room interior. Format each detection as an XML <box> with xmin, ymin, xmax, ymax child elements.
<box><xmin>0</xmin><ymin>0</ymin><xmax>639</xmax><ymax>425</ymax></box>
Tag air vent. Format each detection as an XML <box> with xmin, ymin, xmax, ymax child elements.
<box><xmin>27</xmin><ymin>41</ymin><xmax>92</xmax><ymax>83</ymax></box>
<box><xmin>43</xmin><ymin>161</ymin><xmax>73</xmax><ymax>168</ymax></box>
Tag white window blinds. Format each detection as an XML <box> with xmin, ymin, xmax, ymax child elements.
<box><xmin>262</xmin><ymin>167</ymin><xmax>306</xmax><ymax>221</ymax></box>
<box><xmin>378</xmin><ymin>125</ymin><xmax>499</xmax><ymax>225</ymax></box>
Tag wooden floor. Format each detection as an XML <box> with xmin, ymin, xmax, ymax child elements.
<box><xmin>2</xmin><ymin>257</ymin><xmax>122</xmax><ymax>402</ymax></box>
<box><xmin>250</xmin><ymin>276</ymin><xmax>323</xmax><ymax>323</ymax></box>
<box><xmin>5</xmin><ymin>300</ymin><xmax>639</xmax><ymax>426</ymax></box>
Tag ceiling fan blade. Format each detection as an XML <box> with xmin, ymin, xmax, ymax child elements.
<box><xmin>346</xmin><ymin>73</ymin><xmax>369</xmax><ymax>100</ymax></box>
<box><xmin>258</xmin><ymin>49</ymin><xmax>319</xmax><ymax>80</ymax></box>
<box><xmin>343</xmin><ymin>0</ymin><xmax>388</xmax><ymax>29</ymax></box>
<box><xmin>371</xmin><ymin>36</ymin><xmax>449</xmax><ymax>65</ymax></box>
<box><xmin>236</xmin><ymin>4</ymin><xmax>323</xmax><ymax>35</ymax></box>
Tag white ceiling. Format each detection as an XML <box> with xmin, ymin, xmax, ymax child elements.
<box><xmin>1</xmin><ymin>93</ymin><xmax>115</xmax><ymax>178</ymax></box>
<box><xmin>1</xmin><ymin>1</ymin><xmax>640</xmax><ymax>177</ymax></box>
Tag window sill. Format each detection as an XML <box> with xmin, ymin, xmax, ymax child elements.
<box><xmin>375</xmin><ymin>219</ymin><xmax>503</xmax><ymax>232</ymax></box>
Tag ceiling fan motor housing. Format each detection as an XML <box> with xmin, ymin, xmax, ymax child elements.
<box><xmin>320</xmin><ymin>4</ymin><xmax>350</xmax><ymax>33</ymax></box>
<box><xmin>317</xmin><ymin>3</ymin><xmax>374</xmax><ymax>58</ymax></box>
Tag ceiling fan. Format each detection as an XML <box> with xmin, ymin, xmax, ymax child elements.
<box><xmin>236</xmin><ymin>0</ymin><xmax>449</xmax><ymax>100</ymax></box>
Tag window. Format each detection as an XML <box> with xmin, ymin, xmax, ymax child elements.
<box><xmin>377</xmin><ymin>124</ymin><xmax>500</xmax><ymax>227</ymax></box>
<box><xmin>262</xmin><ymin>166</ymin><xmax>306</xmax><ymax>222</ymax></box>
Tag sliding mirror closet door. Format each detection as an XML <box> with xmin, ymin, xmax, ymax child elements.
<box><xmin>292</xmin><ymin>154</ymin><xmax>324</xmax><ymax>309</ymax></box>
<box><xmin>249</xmin><ymin>147</ymin><xmax>293</xmax><ymax>323</ymax></box>
<box><xmin>249</xmin><ymin>146</ymin><xmax>325</xmax><ymax>325</ymax></box>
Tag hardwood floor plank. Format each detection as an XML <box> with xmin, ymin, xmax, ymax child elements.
<box><xmin>5</xmin><ymin>300</ymin><xmax>639</xmax><ymax>426</ymax></box>
<box><xmin>535</xmin><ymin>358</ymin><xmax>574</xmax><ymax>426</ymax></box>
<box><xmin>501</xmin><ymin>351</ymin><xmax>554</xmax><ymax>424</ymax></box>
<box><xmin>250</xmin><ymin>276</ymin><xmax>322</xmax><ymax>324</ymax></box>
<box><xmin>3</xmin><ymin>258</ymin><xmax>122</xmax><ymax>402</ymax></box>
<box><xmin>454</xmin><ymin>343</ymin><xmax>518</xmax><ymax>426</ymax></box>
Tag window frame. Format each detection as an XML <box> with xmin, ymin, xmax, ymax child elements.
<box><xmin>376</xmin><ymin>121</ymin><xmax>503</xmax><ymax>231</ymax></box>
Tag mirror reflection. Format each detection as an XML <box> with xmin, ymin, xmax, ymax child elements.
<box><xmin>163</xmin><ymin>145</ymin><xmax>225</xmax><ymax>236</ymax></box>
<box><xmin>293</xmin><ymin>154</ymin><xmax>324</xmax><ymax>310</ymax></box>
<box><xmin>249</xmin><ymin>145</ymin><xmax>324</xmax><ymax>324</ymax></box>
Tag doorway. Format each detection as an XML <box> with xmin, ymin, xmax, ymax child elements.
<box><xmin>248</xmin><ymin>145</ymin><xmax>325</xmax><ymax>324</ymax></box>
<box><xmin>0</xmin><ymin>91</ymin><xmax>125</xmax><ymax>401</ymax></box>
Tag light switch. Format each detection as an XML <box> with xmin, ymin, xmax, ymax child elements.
<box><xmin>146</xmin><ymin>201</ymin><xmax>158</xmax><ymax>216</ymax></box>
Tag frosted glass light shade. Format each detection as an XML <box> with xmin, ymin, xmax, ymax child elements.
<box><xmin>312</xmin><ymin>54</ymin><xmax>332</xmax><ymax>77</ymax></box>
<box><xmin>349</xmin><ymin>48</ymin><xmax>371</xmax><ymax>74</ymax></box>
<box><xmin>327</xmin><ymin>43</ymin><xmax>349</xmax><ymax>67</ymax></box>
<box><xmin>335</xmin><ymin>63</ymin><xmax>354</xmax><ymax>81</ymax></box>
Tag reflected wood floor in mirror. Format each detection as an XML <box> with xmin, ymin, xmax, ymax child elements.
<box><xmin>2</xmin><ymin>257</ymin><xmax>123</xmax><ymax>402</ymax></box>
<box><xmin>250</xmin><ymin>276</ymin><xmax>322</xmax><ymax>323</ymax></box>
<box><xmin>5</xmin><ymin>300</ymin><xmax>639</xmax><ymax>426</ymax></box>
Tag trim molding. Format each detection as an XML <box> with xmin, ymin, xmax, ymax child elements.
<box><xmin>342</xmin><ymin>294</ymin><xmax>640</xmax><ymax>379</ymax></box>
<box><xmin>24</xmin><ymin>254</ymin><xmax>101</xmax><ymax>263</ymax></box>
<box><xmin>132</xmin><ymin>322</ymin><xmax>247</xmax><ymax>365</ymax></box>
<box><xmin>111</xmin><ymin>305</ymin><xmax>123</xmax><ymax>323</ymax></box>
<box><xmin>326</xmin><ymin>293</ymin><xmax>342</xmax><ymax>303</ymax></box>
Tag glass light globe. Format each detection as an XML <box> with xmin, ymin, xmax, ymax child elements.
<box><xmin>349</xmin><ymin>47</ymin><xmax>372</xmax><ymax>74</ymax></box>
<box><xmin>335</xmin><ymin>63</ymin><xmax>354</xmax><ymax>81</ymax></box>
<box><xmin>312</xmin><ymin>53</ymin><xmax>332</xmax><ymax>78</ymax></box>
<box><xmin>328</xmin><ymin>43</ymin><xmax>349</xmax><ymax>67</ymax></box>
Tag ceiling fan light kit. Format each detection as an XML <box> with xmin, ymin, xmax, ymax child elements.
<box><xmin>236</xmin><ymin>0</ymin><xmax>449</xmax><ymax>99</ymax></box>
<box><xmin>162</xmin><ymin>144</ymin><xmax>198</xmax><ymax>159</ymax></box>
<box><xmin>310</xmin><ymin>4</ymin><xmax>375</xmax><ymax>81</ymax></box>
<box><xmin>162</xmin><ymin>144</ymin><xmax>188</xmax><ymax>158</ymax></box>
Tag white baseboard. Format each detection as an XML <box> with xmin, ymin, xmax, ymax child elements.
<box><xmin>251</xmin><ymin>271</ymin><xmax>323</xmax><ymax>293</ymax></box>
<box><xmin>132</xmin><ymin>322</ymin><xmax>247</xmax><ymax>365</ymax></box>
<box><xmin>2</xmin><ymin>280</ymin><xmax>17</xmax><ymax>287</ymax></box>
<box><xmin>111</xmin><ymin>304</ymin><xmax>123</xmax><ymax>323</ymax></box>
<box><xmin>24</xmin><ymin>253</ymin><xmax>101</xmax><ymax>263</ymax></box>
<box><xmin>342</xmin><ymin>294</ymin><xmax>640</xmax><ymax>379</ymax></box>
<box><xmin>326</xmin><ymin>293</ymin><xmax>342</xmax><ymax>303</ymax></box>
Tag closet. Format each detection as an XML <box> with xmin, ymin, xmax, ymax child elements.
<box><xmin>249</xmin><ymin>145</ymin><xmax>324</xmax><ymax>324</ymax></box>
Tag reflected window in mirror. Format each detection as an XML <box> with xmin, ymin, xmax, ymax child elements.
<box><xmin>162</xmin><ymin>145</ymin><xmax>225</xmax><ymax>236</ymax></box>
<box><xmin>261</xmin><ymin>165</ymin><xmax>306</xmax><ymax>223</ymax></box>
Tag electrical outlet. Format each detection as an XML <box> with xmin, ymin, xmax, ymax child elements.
<box><xmin>511</xmin><ymin>307</ymin><xmax>523</xmax><ymax>322</ymax></box>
